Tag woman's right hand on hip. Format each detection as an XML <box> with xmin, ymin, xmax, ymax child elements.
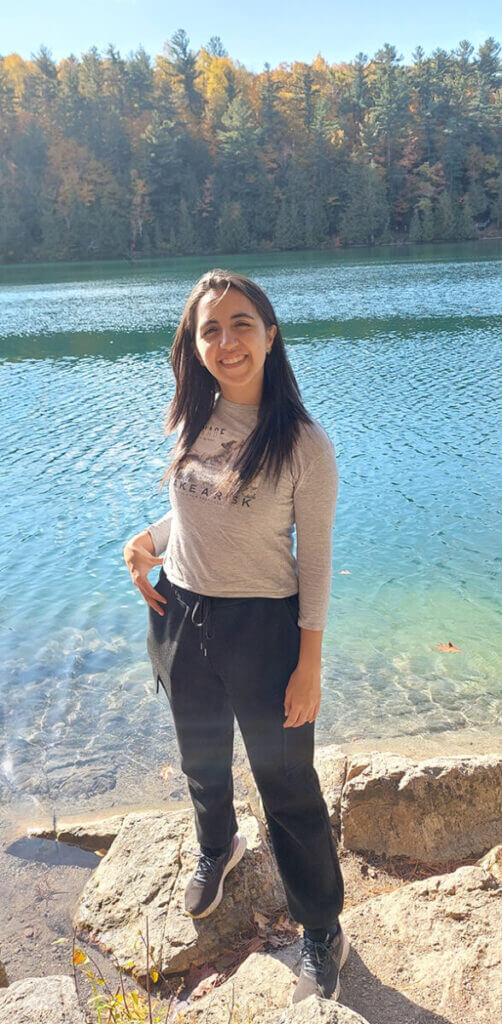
<box><xmin>123</xmin><ymin>532</ymin><xmax>168</xmax><ymax>616</ymax></box>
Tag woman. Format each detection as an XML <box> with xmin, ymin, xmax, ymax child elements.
<box><xmin>123</xmin><ymin>269</ymin><xmax>349</xmax><ymax>1005</ymax></box>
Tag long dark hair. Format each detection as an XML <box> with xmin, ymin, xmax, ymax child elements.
<box><xmin>159</xmin><ymin>269</ymin><xmax>316</xmax><ymax>500</ymax></box>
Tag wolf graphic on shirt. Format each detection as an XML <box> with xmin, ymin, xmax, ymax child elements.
<box><xmin>175</xmin><ymin>437</ymin><xmax>259</xmax><ymax>504</ymax></box>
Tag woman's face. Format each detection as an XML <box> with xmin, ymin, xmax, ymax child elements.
<box><xmin>194</xmin><ymin>286</ymin><xmax>277</xmax><ymax>404</ymax></box>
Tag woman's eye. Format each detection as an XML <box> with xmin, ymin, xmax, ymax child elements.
<box><xmin>203</xmin><ymin>322</ymin><xmax>249</xmax><ymax>337</ymax></box>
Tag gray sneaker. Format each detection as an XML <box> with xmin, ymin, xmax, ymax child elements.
<box><xmin>184</xmin><ymin>833</ymin><xmax>247</xmax><ymax>918</ymax></box>
<box><xmin>292</xmin><ymin>924</ymin><xmax>351</xmax><ymax>1004</ymax></box>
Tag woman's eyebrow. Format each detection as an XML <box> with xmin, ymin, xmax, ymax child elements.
<box><xmin>200</xmin><ymin>312</ymin><xmax>256</xmax><ymax>329</ymax></box>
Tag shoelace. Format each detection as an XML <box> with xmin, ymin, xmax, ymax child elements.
<box><xmin>301</xmin><ymin>934</ymin><xmax>333</xmax><ymax>977</ymax></box>
<box><xmin>192</xmin><ymin>850</ymin><xmax>226</xmax><ymax>884</ymax></box>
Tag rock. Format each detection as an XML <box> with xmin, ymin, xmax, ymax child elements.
<box><xmin>0</xmin><ymin>952</ymin><xmax>6</xmax><ymax>989</ymax></box>
<box><xmin>265</xmin><ymin>994</ymin><xmax>371</xmax><ymax>1023</ymax></box>
<box><xmin>182</xmin><ymin>947</ymin><xmax>369</xmax><ymax>1024</ymax></box>
<box><xmin>477</xmin><ymin>843</ymin><xmax>502</xmax><ymax>881</ymax></box>
<box><xmin>28</xmin><ymin>813</ymin><xmax>128</xmax><ymax>852</ymax></box>
<box><xmin>181</xmin><ymin>861</ymin><xmax>500</xmax><ymax>1024</ymax></box>
<box><xmin>341</xmin><ymin>752</ymin><xmax>502</xmax><ymax>862</ymax></box>
<box><xmin>339</xmin><ymin>863</ymin><xmax>501</xmax><ymax>1023</ymax></box>
<box><xmin>0</xmin><ymin>974</ymin><xmax>86</xmax><ymax>1023</ymax></box>
<box><xmin>179</xmin><ymin>944</ymin><xmax>302</xmax><ymax>1023</ymax></box>
<box><xmin>73</xmin><ymin>802</ymin><xmax>286</xmax><ymax>980</ymax></box>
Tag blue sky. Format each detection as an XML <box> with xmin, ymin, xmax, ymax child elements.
<box><xmin>2</xmin><ymin>0</ymin><xmax>501</xmax><ymax>70</ymax></box>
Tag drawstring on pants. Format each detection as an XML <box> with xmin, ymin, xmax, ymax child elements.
<box><xmin>190</xmin><ymin>595</ymin><xmax>214</xmax><ymax>658</ymax></box>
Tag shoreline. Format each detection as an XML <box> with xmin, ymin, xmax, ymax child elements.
<box><xmin>4</xmin><ymin>724</ymin><xmax>501</xmax><ymax>835</ymax></box>
<box><xmin>1</xmin><ymin>724</ymin><xmax>500</xmax><ymax>996</ymax></box>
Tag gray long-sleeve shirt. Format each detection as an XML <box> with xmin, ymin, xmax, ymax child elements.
<box><xmin>147</xmin><ymin>393</ymin><xmax>339</xmax><ymax>630</ymax></box>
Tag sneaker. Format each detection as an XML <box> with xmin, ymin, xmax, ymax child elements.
<box><xmin>292</xmin><ymin>923</ymin><xmax>350</xmax><ymax>1004</ymax></box>
<box><xmin>184</xmin><ymin>832</ymin><xmax>247</xmax><ymax>919</ymax></box>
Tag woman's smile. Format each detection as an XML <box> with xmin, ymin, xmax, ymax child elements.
<box><xmin>219</xmin><ymin>354</ymin><xmax>248</xmax><ymax>368</ymax></box>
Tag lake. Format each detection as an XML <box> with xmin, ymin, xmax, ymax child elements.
<box><xmin>1</xmin><ymin>241</ymin><xmax>501</xmax><ymax>828</ymax></box>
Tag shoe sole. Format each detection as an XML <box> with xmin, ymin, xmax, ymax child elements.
<box><xmin>185</xmin><ymin>832</ymin><xmax>247</xmax><ymax>919</ymax></box>
<box><xmin>333</xmin><ymin>929</ymin><xmax>351</xmax><ymax>1000</ymax></box>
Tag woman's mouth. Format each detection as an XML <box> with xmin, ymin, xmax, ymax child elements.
<box><xmin>219</xmin><ymin>354</ymin><xmax>248</xmax><ymax>368</ymax></box>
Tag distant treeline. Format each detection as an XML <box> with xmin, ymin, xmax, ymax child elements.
<box><xmin>0</xmin><ymin>33</ymin><xmax>501</xmax><ymax>263</ymax></box>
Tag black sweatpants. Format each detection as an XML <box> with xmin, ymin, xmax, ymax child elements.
<box><xmin>146</xmin><ymin>566</ymin><xmax>344</xmax><ymax>932</ymax></box>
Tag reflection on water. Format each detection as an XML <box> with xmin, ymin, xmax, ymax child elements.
<box><xmin>1</xmin><ymin>242</ymin><xmax>501</xmax><ymax>821</ymax></box>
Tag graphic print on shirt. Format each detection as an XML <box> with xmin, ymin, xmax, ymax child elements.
<box><xmin>173</xmin><ymin>425</ymin><xmax>260</xmax><ymax>508</ymax></box>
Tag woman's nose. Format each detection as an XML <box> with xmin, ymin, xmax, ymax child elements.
<box><xmin>220</xmin><ymin>330</ymin><xmax>239</xmax><ymax>348</ymax></box>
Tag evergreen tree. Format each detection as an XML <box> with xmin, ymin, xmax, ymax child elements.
<box><xmin>216</xmin><ymin>200</ymin><xmax>250</xmax><ymax>252</ymax></box>
<box><xmin>408</xmin><ymin>207</ymin><xmax>422</xmax><ymax>242</ymax></box>
<box><xmin>339</xmin><ymin>160</ymin><xmax>389</xmax><ymax>244</ymax></box>
<box><xmin>435</xmin><ymin>191</ymin><xmax>455</xmax><ymax>239</ymax></box>
<box><xmin>163</xmin><ymin>28</ymin><xmax>204</xmax><ymax>117</ymax></box>
<box><xmin>455</xmin><ymin>196</ymin><xmax>476</xmax><ymax>239</ymax></box>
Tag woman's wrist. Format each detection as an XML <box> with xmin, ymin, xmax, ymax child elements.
<box><xmin>298</xmin><ymin>628</ymin><xmax>323</xmax><ymax>666</ymax></box>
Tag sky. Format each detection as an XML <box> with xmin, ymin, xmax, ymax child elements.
<box><xmin>1</xmin><ymin>0</ymin><xmax>501</xmax><ymax>71</ymax></box>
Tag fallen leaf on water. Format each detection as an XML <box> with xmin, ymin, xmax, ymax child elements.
<box><xmin>434</xmin><ymin>642</ymin><xmax>462</xmax><ymax>652</ymax></box>
<box><xmin>95</xmin><ymin>849</ymin><xmax>108</xmax><ymax>857</ymax></box>
<box><xmin>340</xmin><ymin>570</ymin><xmax>351</xmax><ymax>574</ymax></box>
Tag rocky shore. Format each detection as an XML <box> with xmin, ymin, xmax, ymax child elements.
<box><xmin>1</xmin><ymin>748</ymin><xmax>501</xmax><ymax>1023</ymax></box>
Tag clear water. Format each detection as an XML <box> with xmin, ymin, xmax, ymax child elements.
<box><xmin>1</xmin><ymin>241</ymin><xmax>501</xmax><ymax>821</ymax></box>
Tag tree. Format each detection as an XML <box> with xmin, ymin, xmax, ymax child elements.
<box><xmin>339</xmin><ymin>159</ymin><xmax>389</xmax><ymax>244</ymax></box>
<box><xmin>206</xmin><ymin>37</ymin><xmax>228</xmax><ymax>59</ymax></box>
<box><xmin>163</xmin><ymin>28</ymin><xmax>204</xmax><ymax>117</ymax></box>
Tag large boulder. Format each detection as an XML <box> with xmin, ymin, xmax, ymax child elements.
<box><xmin>73</xmin><ymin>802</ymin><xmax>286</xmax><ymax>980</ymax></box>
<box><xmin>338</xmin><ymin>863</ymin><xmax>501</xmax><ymax>1024</ymax></box>
<box><xmin>341</xmin><ymin>752</ymin><xmax>502</xmax><ymax>862</ymax></box>
<box><xmin>0</xmin><ymin>975</ymin><xmax>86</xmax><ymax>1024</ymax></box>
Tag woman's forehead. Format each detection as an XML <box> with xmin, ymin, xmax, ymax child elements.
<box><xmin>196</xmin><ymin>286</ymin><xmax>255</xmax><ymax>322</ymax></box>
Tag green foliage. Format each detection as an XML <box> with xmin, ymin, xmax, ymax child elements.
<box><xmin>0</xmin><ymin>34</ymin><xmax>500</xmax><ymax>263</ymax></box>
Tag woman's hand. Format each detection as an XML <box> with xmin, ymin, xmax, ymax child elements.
<box><xmin>123</xmin><ymin>530</ymin><xmax>168</xmax><ymax>616</ymax></box>
<box><xmin>283</xmin><ymin>661</ymin><xmax>321</xmax><ymax>727</ymax></box>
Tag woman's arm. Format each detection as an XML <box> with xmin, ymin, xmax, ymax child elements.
<box><xmin>293</xmin><ymin>439</ymin><xmax>339</xmax><ymax>639</ymax></box>
<box><xmin>143</xmin><ymin>509</ymin><xmax>174</xmax><ymax>558</ymax></box>
<box><xmin>123</xmin><ymin>529</ymin><xmax>167</xmax><ymax>615</ymax></box>
<box><xmin>283</xmin><ymin>439</ymin><xmax>339</xmax><ymax>727</ymax></box>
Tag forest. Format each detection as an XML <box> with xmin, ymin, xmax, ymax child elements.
<box><xmin>0</xmin><ymin>32</ymin><xmax>501</xmax><ymax>263</ymax></box>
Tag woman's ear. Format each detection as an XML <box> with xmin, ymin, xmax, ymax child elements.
<box><xmin>267</xmin><ymin>324</ymin><xmax>277</xmax><ymax>351</ymax></box>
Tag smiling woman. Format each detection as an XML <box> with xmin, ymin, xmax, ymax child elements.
<box><xmin>123</xmin><ymin>267</ymin><xmax>348</xmax><ymax>1004</ymax></box>
<box><xmin>193</xmin><ymin>289</ymin><xmax>276</xmax><ymax>406</ymax></box>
